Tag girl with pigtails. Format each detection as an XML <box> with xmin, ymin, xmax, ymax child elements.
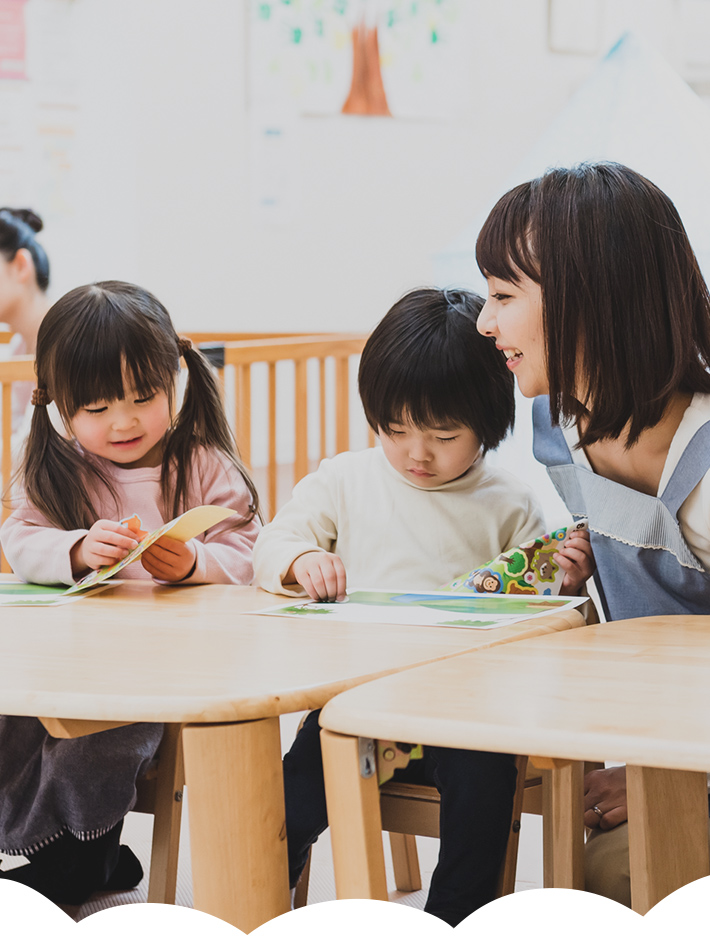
<box><xmin>0</xmin><ymin>280</ymin><xmax>260</xmax><ymax>904</ymax></box>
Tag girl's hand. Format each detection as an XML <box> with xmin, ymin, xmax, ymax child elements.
<box><xmin>288</xmin><ymin>550</ymin><xmax>347</xmax><ymax>602</ymax></box>
<box><xmin>584</xmin><ymin>765</ymin><xmax>627</xmax><ymax>830</ymax></box>
<box><xmin>71</xmin><ymin>520</ymin><xmax>139</xmax><ymax>574</ymax></box>
<box><xmin>141</xmin><ymin>535</ymin><xmax>197</xmax><ymax>582</ymax></box>
<box><xmin>554</xmin><ymin>528</ymin><xmax>595</xmax><ymax>594</ymax></box>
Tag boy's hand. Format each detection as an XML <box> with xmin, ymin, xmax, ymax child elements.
<box><xmin>141</xmin><ymin>535</ymin><xmax>197</xmax><ymax>582</ymax></box>
<box><xmin>554</xmin><ymin>528</ymin><xmax>595</xmax><ymax>594</ymax></box>
<box><xmin>71</xmin><ymin>520</ymin><xmax>139</xmax><ymax>574</ymax></box>
<box><xmin>289</xmin><ymin>551</ymin><xmax>347</xmax><ymax>602</ymax></box>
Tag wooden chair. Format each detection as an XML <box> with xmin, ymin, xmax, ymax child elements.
<box><xmin>294</xmin><ymin>754</ymin><xmax>534</xmax><ymax>907</ymax></box>
<box><xmin>0</xmin><ymin>356</ymin><xmax>34</xmax><ymax>572</ymax></box>
<box><xmin>39</xmin><ymin>719</ymin><xmax>184</xmax><ymax>904</ymax></box>
<box><xmin>185</xmin><ymin>334</ymin><xmax>373</xmax><ymax>520</ymax></box>
<box><xmin>294</xmin><ymin>753</ymin><xmax>604</xmax><ymax>907</ymax></box>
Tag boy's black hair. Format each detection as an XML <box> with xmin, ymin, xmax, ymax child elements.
<box><xmin>358</xmin><ymin>288</ymin><xmax>515</xmax><ymax>453</ymax></box>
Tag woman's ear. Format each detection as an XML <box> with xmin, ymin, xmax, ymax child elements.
<box><xmin>12</xmin><ymin>247</ymin><xmax>35</xmax><ymax>285</ymax></box>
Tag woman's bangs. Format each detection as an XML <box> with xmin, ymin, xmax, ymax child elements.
<box><xmin>476</xmin><ymin>187</ymin><xmax>540</xmax><ymax>284</ymax></box>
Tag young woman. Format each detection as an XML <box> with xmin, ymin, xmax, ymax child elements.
<box><xmin>0</xmin><ymin>208</ymin><xmax>51</xmax><ymax>446</ymax></box>
<box><xmin>476</xmin><ymin>161</ymin><xmax>710</xmax><ymax>905</ymax></box>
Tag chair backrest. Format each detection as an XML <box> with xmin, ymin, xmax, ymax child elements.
<box><xmin>199</xmin><ymin>334</ymin><xmax>374</xmax><ymax>519</ymax></box>
<box><xmin>0</xmin><ymin>356</ymin><xmax>35</xmax><ymax>571</ymax></box>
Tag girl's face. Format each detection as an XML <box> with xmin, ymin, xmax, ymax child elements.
<box><xmin>477</xmin><ymin>273</ymin><xmax>548</xmax><ymax>398</ymax></box>
<box><xmin>378</xmin><ymin>419</ymin><xmax>482</xmax><ymax>488</ymax></box>
<box><xmin>70</xmin><ymin>387</ymin><xmax>172</xmax><ymax>469</ymax></box>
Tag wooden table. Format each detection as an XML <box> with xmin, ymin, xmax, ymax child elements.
<box><xmin>0</xmin><ymin>581</ymin><xmax>584</xmax><ymax>928</ymax></box>
<box><xmin>320</xmin><ymin>615</ymin><xmax>710</xmax><ymax>914</ymax></box>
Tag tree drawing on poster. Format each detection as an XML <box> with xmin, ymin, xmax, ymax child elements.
<box><xmin>250</xmin><ymin>0</ymin><xmax>464</xmax><ymax>119</ymax></box>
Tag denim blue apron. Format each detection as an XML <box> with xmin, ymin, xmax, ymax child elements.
<box><xmin>532</xmin><ymin>396</ymin><xmax>710</xmax><ymax>621</ymax></box>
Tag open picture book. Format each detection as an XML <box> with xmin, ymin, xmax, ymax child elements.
<box><xmin>255</xmin><ymin>519</ymin><xmax>589</xmax><ymax>629</ymax></box>
<box><xmin>65</xmin><ymin>504</ymin><xmax>238</xmax><ymax>594</ymax></box>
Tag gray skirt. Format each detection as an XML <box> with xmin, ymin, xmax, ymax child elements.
<box><xmin>0</xmin><ymin>716</ymin><xmax>163</xmax><ymax>855</ymax></box>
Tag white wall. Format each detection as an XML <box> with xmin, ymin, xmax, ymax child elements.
<box><xmin>9</xmin><ymin>0</ymin><xmax>709</xmax><ymax>523</ymax></box>
<box><xmin>31</xmin><ymin>0</ymin><xmax>702</xmax><ymax>333</ymax></box>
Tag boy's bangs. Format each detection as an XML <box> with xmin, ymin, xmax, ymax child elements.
<box><xmin>476</xmin><ymin>185</ymin><xmax>540</xmax><ymax>285</ymax></box>
<box><xmin>54</xmin><ymin>326</ymin><xmax>176</xmax><ymax>417</ymax></box>
<box><xmin>376</xmin><ymin>365</ymin><xmax>470</xmax><ymax>434</ymax></box>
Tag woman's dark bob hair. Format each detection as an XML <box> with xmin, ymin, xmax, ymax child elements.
<box><xmin>358</xmin><ymin>287</ymin><xmax>515</xmax><ymax>453</ymax></box>
<box><xmin>476</xmin><ymin>162</ymin><xmax>710</xmax><ymax>447</ymax></box>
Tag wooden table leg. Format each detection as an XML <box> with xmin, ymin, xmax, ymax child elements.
<box><xmin>538</xmin><ymin>760</ymin><xmax>585</xmax><ymax>889</ymax></box>
<box><xmin>39</xmin><ymin>717</ymin><xmax>133</xmax><ymax>738</ymax></box>
<box><xmin>321</xmin><ymin>729</ymin><xmax>388</xmax><ymax>900</ymax></box>
<box><xmin>182</xmin><ymin>718</ymin><xmax>290</xmax><ymax>931</ymax></box>
<box><xmin>627</xmin><ymin>765</ymin><xmax>709</xmax><ymax>914</ymax></box>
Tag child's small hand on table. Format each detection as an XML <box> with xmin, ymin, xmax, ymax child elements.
<box><xmin>554</xmin><ymin>528</ymin><xmax>595</xmax><ymax>594</ymax></box>
<box><xmin>141</xmin><ymin>535</ymin><xmax>197</xmax><ymax>582</ymax></box>
<box><xmin>71</xmin><ymin>520</ymin><xmax>140</xmax><ymax>574</ymax></box>
<box><xmin>289</xmin><ymin>551</ymin><xmax>347</xmax><ymax>602</ymax></box>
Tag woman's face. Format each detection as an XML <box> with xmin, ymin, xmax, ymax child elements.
<box><xmin>477</xmin><ymin>273</ymin><xmax>548</xmax><ymax>398</ymax></box>
<box><xmin>0</xmin><ymin>253</ymin><xmax>22</xmax><ymax>324</ymax></box>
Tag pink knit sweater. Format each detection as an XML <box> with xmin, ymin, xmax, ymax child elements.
<box><xmin>1</xmin><ymin>447</ymin><xmax>260</xmax><ymax>586</ymax></box>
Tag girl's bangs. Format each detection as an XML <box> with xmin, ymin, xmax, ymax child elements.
<box><xmin>53</xmin><ymin>325</ymin><xmax>176</xmax><ymax>417</ymax></box>
<box><xmin>476</xmin><ymin>185</ymin><xmax>540</xmax><ymax>284</ymax></box>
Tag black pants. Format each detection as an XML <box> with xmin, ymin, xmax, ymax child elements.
<box><xmin>283</xmin><ymin>710</ymin><xmax>518</xmax><ymax>927</ymax></box>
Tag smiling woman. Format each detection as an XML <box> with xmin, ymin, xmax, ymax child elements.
<box><xmin>476</xmin><ymin>273</ymin><xmax>545</xmax><ymax>399</ymax></box>
<box><xmin>475</xmin><ymin>161</ymin><xmax>710</xmax><ymax>906</ymax></box>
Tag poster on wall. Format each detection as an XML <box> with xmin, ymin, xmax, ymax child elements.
<box><xmin>0</xmin><ymin>0</ymin><xmax>78</xmax><ymax>218</ymax></box>
<box><xmin>249</xmin><ymin>0</ymin><xmax>467</xmax><ymax>120</ymax></box>
<box><xmin>0</xmin><ymin>0</ymin><xmax>27</xmax><ymax>80</ymax></box>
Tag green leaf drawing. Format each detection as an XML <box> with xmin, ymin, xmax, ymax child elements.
<box><xmin>442</xmin><ymin>619</ymin><xmax>496</xmax><ymax>628</ymax></box>
<box><xmin>505</xmin><ymin>551</ymin><xmax>526</xmax><ymax>575</ymax></box>
<box><xmin>281</xmin><ymin>605</ymin><xmax>334</xmax><ymax>615</ymax></box>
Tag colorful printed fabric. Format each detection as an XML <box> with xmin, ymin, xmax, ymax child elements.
<box><xmin>444</xmin><ymin>520</ymin><xmax>587</xmax><ymax>596</ymax></box>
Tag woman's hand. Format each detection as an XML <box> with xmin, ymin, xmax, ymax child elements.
<box><xmin>288</xmin><ymin>550</ymin><xmax>347</xmax><ymax>602</ymax></box>
<box><xmin>584</xmin><ymin>765</ymin><xmax>628</xmax><ymax>830</ymax></box>
<box><xmin>554</xmin><ymin>528</ymin><xmax>595</xmax><ymax>594</ymax></box>
<box><xmin>71</xmin><ymin>520</ymin><xmax>139</xmax><ymax>575</ymax></box>
<box><xmin>141</xmin><ymin>535</ymin><xmax>197</xmax><ymax>582</ymax></box>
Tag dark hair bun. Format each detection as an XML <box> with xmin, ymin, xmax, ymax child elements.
<box><xmin>0</xmin><ymin>208</ymin><xmax>43</xmax><ymax>233</ymax></box>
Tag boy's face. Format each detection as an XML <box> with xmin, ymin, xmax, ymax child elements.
<box><xmin>378</xmin><ymin>419</ymin><xmax>482</xmax><ymax>488</ymax></box>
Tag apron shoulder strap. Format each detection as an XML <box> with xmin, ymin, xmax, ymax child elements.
<box><xmin>532</xmin><ymin>396</ymin><xmax>573</xmax><ymax>467</ymax></box>
<box><xmin>661</xmin><ymin>420</ymin><xmax>710</xmax><ymax>517</ymax></box>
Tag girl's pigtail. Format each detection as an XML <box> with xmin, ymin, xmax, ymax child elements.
<box><xmin>19</xmin><ymin>397</ymin><xmax>97</xmax><ymax>530</ymax></box>
<box><xmin>162</xmin><ymin>343</ymin><xmax>260</xmax><ymax>525</ymax></box>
